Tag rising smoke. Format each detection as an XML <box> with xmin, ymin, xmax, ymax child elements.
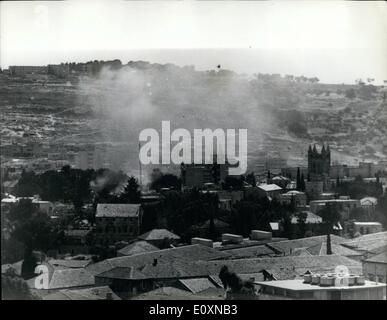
<box><xmin>77</xmin><ymin>62</ymin><xmax>277</xmax><ymax>179</ymax></box>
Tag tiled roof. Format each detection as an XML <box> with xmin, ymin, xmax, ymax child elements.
<box><xmin>94</xmin><ymin>254</ymin><xmax>361</xmax><ymax>282</ymax></box>
<box><xmin>1</xmin><ymin>260</ymin><xmax>23</xmax><ymax>276</ymax></box>
<box><xmin>96</xmin><ymin>267</ymin><xmax>148</xmax><ymax>280</ymax></box>
<box><xmin>130</xmin><ymin>286</ymin><xmax>224</xmax><ymax>300</ymax></box>
<box><xmin>200</xmin><ymin>219</ymin><xmax>230</xmax><ymax>229</ymax></box>
<box><xmin>117</xmin><ymin>241</ymin><xmax>160</xmax><ymax>256</ymax></box>
<box><xmin>360</xmin><ymin>197</ymin><xmax>378</xmax><ymax>206</ymax></box>
<box><xmin>364</xmin><ymin>251</ymin><xmax>387</xmax><ymax>264</ymax></box>
<box><xmin>96</xmin><ymin>203</ymin><xmax>140</xmax><ymax>218</ymax></box>
<box><xmin>288</xmin><ymin>248</ymin><xmax>313</xmax><ymax>257</ymax></box>
<box><xmin>48</xmin><ymin>259</ymin><xmax>92</xmax><ymax>269</ymax></box>
<box><xmin>42</xmin><ymin>286</ymin><xmax>121</xmax><ymax>300</ymax></box>
<box><xmin>28</xmin><ymin>268</ymin><xmax>95</xmax><ymax>290</ymax></box>
<box><xmin>179</xmin><ymin>277</ymin><xmax>217</xmax><ymax>293</ymax></box>
<box><xmin>138</xmin><ymin>229</ymin><xmax>180</xmax><ymax>241</ymax></box>
<box><xmin>2</xmin><ymin>180</ymin><xmax>18</xmax><ymax>188</ymax></box>
<box><xmin>341</xmin><ymin>232</ymin><xmax>387</xmax><ymax>253</ymax></box>
<box><xmin>86</xmin><ymin>244</ymin><xmax>231</xmax><ymax>276</ymax></box>
<box><xmin>267</xmin><ymin>234</ymin><xmax>347</xmax><ymax>255</ymax></box>
<box><xmin>291</xmin><ymin>212</ymin><xmax>322</xmax><ymax>224</ymax></box>
<box><xmin>130</xmin><ymin>287</ymin><xmax>194</xmax><ymax>300</ymax></box>
<box><xmin>196</xmin><ymin>255</ymin><xmax>362</xmax><ymax>279</ymax></box>
<box><xmin>225</xmin><ymin>245</ymin><xmax>276</xmax><ymax>259</ymax></box>
<box><xmin>258</xmin><ymin>184</ymin><xmax>282</xmax><ymax>192</ymax></box>
<box><xmin>306</xmin><ymin>242</ymin><xmax>363</xmax><ymax>257</ymax></box>
<box><xmin>216</xmin><ymin>237</ymin><xmax>286</xmax><ymax>251</ymax></box>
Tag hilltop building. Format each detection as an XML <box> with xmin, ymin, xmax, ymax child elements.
<box><xmin>9</xmin><ymin>65</ymin><xmax>47</xmax><ymax>76</ymax></box>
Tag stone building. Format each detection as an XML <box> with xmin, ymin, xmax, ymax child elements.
<box><xmin>95</xmin><ymin>204</ymin><xmax>143</xmax><ymax>245</ymax></box>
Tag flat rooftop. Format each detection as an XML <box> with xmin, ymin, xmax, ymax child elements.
<box><xmin>255</xmin><ymin>279</ymin><xmax>386</xmax><ymax>291</ymax></box>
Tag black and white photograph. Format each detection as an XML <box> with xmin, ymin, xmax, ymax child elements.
<box><xmin>1</xmin><ymin>0</ymin><xmax>386</xmax><ymax>304</ymax></box>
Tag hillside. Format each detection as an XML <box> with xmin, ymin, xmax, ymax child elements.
<box><xmin>1</xmin><ymin>61</ymin><xmax>386</xmax><ymax>174</ymax></box>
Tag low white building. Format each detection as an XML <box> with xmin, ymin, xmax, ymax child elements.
<box><xmin>353</xmin><ymin>222</ymin><xmax>383</xmax><ymax>236</ymax></box>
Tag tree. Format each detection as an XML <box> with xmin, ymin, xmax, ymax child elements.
<box><xmin>233</xmin><ymin>201</ymin><xmax>261</xmax><ymax>236</ymax></box>
<box><xmin>16</xmin><ymin>170</ymin><xmax>41</xmax><ymax>197</ymax></box>
<box><xmin>245</xmin><ymin>172</ymin><xmax>256</xmax><ymax>187</ymax></box>
<box><xmin>208</xmin><ymin>210</ymin><xmax>218</xmax><ymax>241</ymax></box>
<box><xmin>296</xmin><ymin>167</ymin><xmax>301</xmax><ymax>190</ymax></box>
<box><xmin>223</xmin><ymin>176</ymin><xmax>244</xmax><ymax>191</ymax></box>
<box><xmin>219</xmin><ymin>266</ymin><xmax>255</xmax><ymax>296</ymax></box>
<box><xmin>300</xmin><ymin>173</ymin><xmax>306</xmax><ymax>192</ymax></box>
<box><xmin>6</xmin><ymin>199</ymin><xmax>59</xmax><ymax>271</ymax></box>
<box><xmin>319</xmin><ymin>203</ymin><xmax>341</xmax><ymax>255</ymax></box>
<box><xmin>282</xmin><ymin>211</ymin><xmax>294</xmax><ymax>239</ymax></box>
<box><xmin>120</xmin><ymin>176</ymin><xmax>140</xmax><ymax>203</ymax></box>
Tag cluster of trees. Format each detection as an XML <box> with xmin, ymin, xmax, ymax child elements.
<box><xmin>145</xmin><ymin>170</ymin><xmax>308</xmax><ymax>239</ymax></box>
<box><xmin>141</xmin><ymin>188</ymin><xmax>301</xmax><ymax>242</ymax></box>
<box><xmin>344</xmin><ymin>80</ymin><xmax>378</xmax><ymax>100</ymax></box>
<box><xmin>232</xmin><ymin>194</ymin><xmax>296</xmax><ymax>238</ymax></box>
<box><xmin>335</xmin><ymin>175</ymin><xmax>383</xmax><ymax>199</ymax></box>
<box><xmin>219</xmin><ymin>173</ymin><xmax>258</xmax><ymax>190</ymax></box>
<box><xmin>296</xmin><ymin>167</ymin><xmax>306</xmax><ymax>191</ymax></box>
<box><xmin>141</xmin><ymin>190</ymin><xmax>220</xmax><ymax>242</ymax></box>
<box><xmin>57</xmin><ymin>60</ymin><xmax>123</xmax><ymax>76</ymax></box>
<box><xmin>255</xmin><ymin>73</ymin><xmax>319</xmax><ymax>84</ymax></box>
<box><xmin>14</xmin><ymin>166</ymin><xmax>142</xmax><ymax>210</ymax></box>
<box><xmin>219</xmin><ymin>265</ymin><xmax>255</xmax><ymax>296</ymax></box>
<box><xmin>1</xmin><ymin>199</ymin><xmax>64</xmax><ymax>275</ymax></box>
<box><xmin>15</xmin><ymin>166</ymin><xmax>95</xmax><ymax>208</ymax></box>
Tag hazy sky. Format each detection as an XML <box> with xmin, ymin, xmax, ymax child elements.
<box><xmin>1</xmin><ymin>0</ymin><xmax>386</xmax><ymax>84</ymax></box>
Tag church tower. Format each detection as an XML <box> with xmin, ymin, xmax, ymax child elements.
<box><xmin>307</xmin><ymin>143</ymin><xmax>331</xmax><ymax>192</ymax></box>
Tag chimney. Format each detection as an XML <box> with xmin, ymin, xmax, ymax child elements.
<box><xmin>327</xmin><ymin>234</ymin><xmax>332</xmax><ymax>255</ymax></box>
